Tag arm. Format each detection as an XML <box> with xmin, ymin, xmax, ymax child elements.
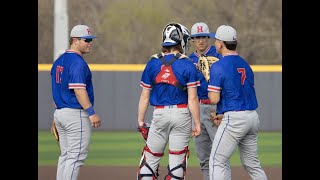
<box><xmin>138</xmin><ymin>88</ymin><xmax>151</xmax><ymax>127</ymax></box>
<box><xmin>208</xmin><ymin>91</ymin><xmax>222</xmax><ymax>126</ymax></box>
<box><xmin>187</xmin><ymin>87</ymin><xmax>201</xmax><ymax>137</ymax></box>
<box><xmin>208</xmin><ymin>62</ymin><xmax>222</xmax><ymax>105</ymax></box>
<box><xmin>208</xmin><ymin>91</ymin><xmax>220</xmax><ymax>105</ymax></box>
<box><xmin>74</xmin><ymin>89</ymin><xmax>92</xmax><ymax>109</ymax></box>
<box><xmin>74</xmin><ymin>89</ymin><xmax>101</xmax><ymax>128</ymax></box>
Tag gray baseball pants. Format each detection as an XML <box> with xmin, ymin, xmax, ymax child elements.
<box><xmin>54</xmin><ymin>108</ymin><xmax>92</xmax><ymax>180</ymax></box>
<box><xmin>193</xmin><ymin>104</ymin><xmax>230</xmax><ymax>180</ymax></box>
<box><xmin>139</xmin><ymin>106</ymin><xmax>192</xmax><ymax>179</ymax></box>
<box><xmin>209</xmin><ymin>110</ymin><xmax>267</xmax><ymax>180</ymax></box>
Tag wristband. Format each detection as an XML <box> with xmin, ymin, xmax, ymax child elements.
<box><xmin>85</xmin><ymin>106</ymin><xmax>95</xmax><ymax>116</ymax></box>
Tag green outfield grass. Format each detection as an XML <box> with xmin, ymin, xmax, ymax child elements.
<box><xmin>38</xmin><ymin>131</ymin><xmax>282</xmax><ymax>167</ymax></box>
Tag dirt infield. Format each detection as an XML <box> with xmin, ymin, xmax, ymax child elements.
<box><xmin>38</xmin><ymin>166</ymin><xmax>281</xmax><ymax>180</ymax></box>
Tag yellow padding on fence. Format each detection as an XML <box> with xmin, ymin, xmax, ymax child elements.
<box><xmin>38</xmin><ymin>64</ymin><xmax>281</xmax><ymax>72</ymax></box>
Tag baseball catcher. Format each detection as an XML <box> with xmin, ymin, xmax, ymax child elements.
<box><xmin>198</xmin><ymin>55</ymin><xmax>219</xmax><ymax>82</ymax></box>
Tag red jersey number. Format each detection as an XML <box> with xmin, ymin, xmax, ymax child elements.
<box><xmin>55</xmin><ymin>65</ymin><xmax>64</xmax><ymax>84</ymax></box>
<box><xmin>237</xmin><ymin>68</ymin><xmax>246</xmax><ymax>85</ymax></box>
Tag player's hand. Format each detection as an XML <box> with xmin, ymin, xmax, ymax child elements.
<box><xmin>137</xmin><ymin>122</ymin><xmax>150</xmax><ymax>141</ymax></box>
<box><xmin>89</xmin><ymin>114</ymin><xmax>101</xmax><ymax>128</ymax></box>
<box><xmin>212</xmin><ymin>114</ymin><xmax>223</xmax><ymax>126</ymax></box>
<box><xmin>138</xmin><ymin>121</ymin><xmax>145</xmax><ymax>127</ymax></box>
<box><xmin>191</xmin><ymin>123</ymin><xmax>201</xmax><ymax>137</ymax></box>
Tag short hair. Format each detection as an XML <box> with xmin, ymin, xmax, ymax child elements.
<box><xmin>69</xmin><ymin>37</ymin><xmax>74</xmax><ymax>45</ymax></box>
<box><xmin>161</xmin><ymin>44</ymin><xmax>183</xmax><ymax>54</ymax></box>
<box><xmin>223</xmin><ymin>41</ymin><xmax>237</xmax><ymax>50</ymax></box>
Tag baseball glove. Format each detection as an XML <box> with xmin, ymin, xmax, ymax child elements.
<box><xmin>210</xmin><ymin>109</ymin><xmax>218</xmax><ymax>125</ymax></box>
<box><xmin>51</xmin><ymin>120</ymin><xmax>59</xmax><ymax>143</ymax></box>
<box><xmin>210</xmin><ymin>109</ymin><xmax>217</xmax><ymax>120</ymax></box>
<box><xmin>137</xmin><ymin>122</ymin><xmax>151</xmax><ymax>141</ymax></box>
<box><xmin>198</xmin><ymin>55</ymin><xmax>219</xmax><ymax>82</ymax></box>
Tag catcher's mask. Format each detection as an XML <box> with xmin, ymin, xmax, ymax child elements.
<box><xmin>177</xmin><ymin>23</ymin><xmax>191</xmax><ymax>55</ymax></box>
<box><xmin>162</xmin><ymin>22</ymin><xmax>183</xmax><ymax>47</ymax></box>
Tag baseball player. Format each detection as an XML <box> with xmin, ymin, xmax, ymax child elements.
<box><xmin>51</xmin><ymin>24</ymin><xmax>102</xmax><ymax>180</ymax></box>
<box><xmin>208</xmin><ymin>25</ymin><xmax>268</xmax><ymax>180</ymax></box>
<box><xmin>136</xmin><ymin>22</ymin><xmax>201</xmax><ymax>180</ymax></box>
<box><xmin>188</xmin><ymin>22</ymin><xmax>231</xmax><ymax>180</ymax></box>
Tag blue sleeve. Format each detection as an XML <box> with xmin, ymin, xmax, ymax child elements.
<box><xmin>189</xmin><ymin>54</ymin><xmax>199</xmax><ymax>69</ymax></box>
<box><xmin>69</xmin><ymin>61</ymin><xmax>87</xmax><ymax>85</ymax></box>
<box><xmin>185</xmin><ymin>60</ymin><xmax>199</xmax><ymax>88</ymax></box>
<box><xmin>140</xmin><ymin>60</ymin><xmax>154</xmax><ymax>90</ymax></box>
<box><xmin>208</xmin><ymin>63</ymin><xmax>224</xmax><ymax>91</ymax></box>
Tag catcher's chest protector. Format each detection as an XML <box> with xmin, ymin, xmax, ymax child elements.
<box><xmin>152</xmin><ymin>53</ymin><xmax>187</xmax><ymax>91</ymax></box>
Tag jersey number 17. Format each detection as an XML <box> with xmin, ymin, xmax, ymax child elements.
<box><xmin>55</xmin><ymin>65</ymin><xmax>64</xmax><ymax>84</ymax></box>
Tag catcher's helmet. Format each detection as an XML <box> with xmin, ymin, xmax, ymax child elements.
<box><xmin>162</xmin><ymin>22</ymin><xmax>183</xmax><ymax>47</ymax></box>
<box><xmin>178</xmin><ymin>23</ymin><xmax>191</xmax><ymax>55</ymax></box>
<box><xmin>162</xmin><ymin>22</ymin><xmax>191</xmax><ymax>55</ymax></box>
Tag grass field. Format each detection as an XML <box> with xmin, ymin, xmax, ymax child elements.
<box><xmin>38</xmin><ymin>131</ymin><xmax>282</xmax><ymax>167</ymax></box>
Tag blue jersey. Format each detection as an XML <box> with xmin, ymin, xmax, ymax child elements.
<box><xmin>51</xmin><ymin>50</ymin><xmax>94</xmax><ymax>109</ymax></box>
<box><xmin>140</xmin><ymin>53</ymin><xmax>199</xmax><ymax>106</ymax></box>
<box><xmin>189</xmin><ymin>46</ymin><xmax>222</xmax><ymax>99</ymax></box>
<box><xmin>208</xmin><ymin>54</ymin><xmax>258</xmax><ymax>114</ymax></box>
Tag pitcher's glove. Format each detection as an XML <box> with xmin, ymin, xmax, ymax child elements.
<box><xmin>210</xmin><ymin>109</ymin><xmax>217</xmax><ymax>119</ymax></box>
<box><xmin>210</xmin><ymin>109</ymin><xmax>218</xmax><ymax>126</ymax></box>
<box><xmin>198</xmin><ymin>55</ymin><xmax>219</xmax><ymax>82</ymax></box>
<box><xmin>212</xmin><ymin>114</ymin><xmax>224</xmax><ymax>127</ymax></box>
<box><xmin>137</xmin><ymin>122</ymin><xmax>151</xmax><ymax>141</ymax></box>
<box><xmin>51</xmin><ymin>120</ymin><xmax>59</xmax><ymax>143</ymax></box>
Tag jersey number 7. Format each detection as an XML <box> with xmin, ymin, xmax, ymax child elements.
<box><xmin>237</xmin><ymin>68</ymin><xmax>246</xmax><ymax>85</ymax></box>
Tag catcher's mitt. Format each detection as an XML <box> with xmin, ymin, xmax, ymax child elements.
<box><xmin>137</xmin><ymin>122</ymin><xmax>151</xmax><ymax>141</ymax></box>
<box><xmin>198</xmin><ymin>55</ymin><xmax>219</xmax><ymax>82</ymax></box>
<box><xmin>51</xmin><ymin>120</ymin><xmax>59</xmax><ymax>143</ymax></box>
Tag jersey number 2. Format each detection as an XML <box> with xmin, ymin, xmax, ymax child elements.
<box><xmin>56</xmin><ymin>65</ymin><xmax>64</xmax><ymax>84</ymax></box>
<box><xmin>237</xmin><ymin>68</ymin><xmax>246</xmax><ymax>85</ymax></box>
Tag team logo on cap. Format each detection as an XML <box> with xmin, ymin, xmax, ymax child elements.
<box><xmin>197</xmin><ymin>26</ymin><xmax>203</xmax><ymax>33</ymax></box>
<box><xmin>87</xmin><ymin>28</ymin><xmax>92</xmax><ymax>35</ymax></box>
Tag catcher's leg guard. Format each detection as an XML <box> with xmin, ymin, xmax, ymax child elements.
<box><xmin>137</xmin><ymin>158</ymin><xmax>158</xmax><ymax>180</ymax></box>
<box><xmin>164</xmin><ymin>147</ymin><xmax>189</xmax><ymax>180</ymax></box>
<box><xmin>137</xmin><ymin>145</ymin><xmax>164</xmax><ymax>180</ymax></box>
